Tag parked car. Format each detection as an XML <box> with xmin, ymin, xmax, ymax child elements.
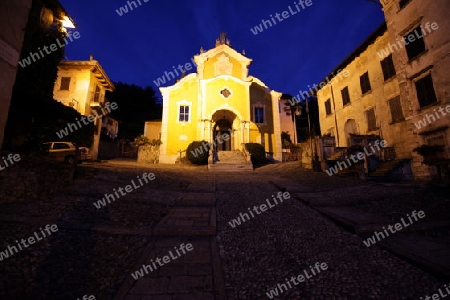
<box><xmin>41</xmin><ymin>142</ymin><xmax>80</xmax><ymax>164</ymax></box>
<box><xmin>79</xmin><ymin>147</ymin><xmax>91</xmax><ymax>161</ymax></box>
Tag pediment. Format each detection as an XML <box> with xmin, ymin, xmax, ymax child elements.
<box><xmin>194</xmin><ymin>44</ymin><xmax>252</xmax><ymax>80</ymax></box>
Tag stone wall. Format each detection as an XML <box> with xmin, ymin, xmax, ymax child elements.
<box><xmin>0</xmin><ymin>153</ymin><xmax>75</xmax><ymax>204</ymax></box>
<box><xmin>299</xmin><ymin>140</ymin><xmax>313</xmax><ymax>169</ymax></box>
<box><xmin>137</xmin><ymin>145</ymin><xmax>160</xmax><ymax>164</ymax></box>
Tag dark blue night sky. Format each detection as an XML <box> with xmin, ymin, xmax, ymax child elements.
<box><xmin>59</xmin><ymin>0</ymin><xmax>384</xmax><ymax>98</ymax></box>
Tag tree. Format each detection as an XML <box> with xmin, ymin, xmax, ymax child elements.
<box><xmin>3</xmin><ymin>1</ymin><xmax>87</xmax><ymax>151</ymax></box>
<box><xmin>106</xmin><ymin>82</ymin><xmax>162</xmax><ymax>139</ymax></box>
<box><xmin>280</xmin><ymin>94</ymin><xmax>302</xmax><ymax>144</ymax></box>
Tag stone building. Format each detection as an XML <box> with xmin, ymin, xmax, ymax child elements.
<box><xmin>381</xmin><ymin>0</ymin><xmax>450</xmax><ymax>180</ymax></box>
<box><xmin>53</xmin><ymin>56</ymin><xmax>115</xmax><ymax>159</ymax></box>
<box><xmin>157</xmin><ymin>34</ymin><xmax>282</xmax><ymax>164</ymax></box>
<box><xmin>317</xmin><ymin>0</ymin><xmax>450</xmax><ymax>181</ymax></box>
<box><xmin>316</xmin><ymin>24</ymin><xmax>409</xmax><ymax>173</ymax></box>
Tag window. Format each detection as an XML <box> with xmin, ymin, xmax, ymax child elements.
<box><xmin>366</xmin><ymin>108</ymin><xmax>377</xmax><ymax>131</ymax></box>
<box><xmin>93</xmin><ymin>86</ymin><xmax>101</xmax><ymax>102</ymax></box>
<box><xmin>388</xmin><ymin>96</ymin><xmax>405</xmax><ymax>122</ymax></box>
<box><xmin>415</xmin><ymin>74</ymin><xmax>438</xmax><ymax>108</ymax></box>
<box><xmin>381</xmin><ymin>55</ymin><xmax>396</xmax><ymax>81</ymax></box>
<box><xmin>404</xmin><ymin>26</ymin><xmax>426</xmax><ymax>60</ymax></box>
<box><xmin>360</xmin><ymin>72</ymin><xmax>371</xmax><ymax>94</ymax></box>
<box><xmin>341</xmin><ymin>87</ymin><xmax>351</xmax><ymax>106</ymax></box>
<box><xmin>325</xmin><ymin>99</ymin><xmax>332</xmax><ymax>115</ymax></box>
<box><xmin>399</xmin><ymin>0</ymin><xmax>411</xmax><ymax>9</ymax></box>
<box><xmin>220</xmin><ymin>88</ymin><xmax>231</xmax><ymax>98</ymax></box>
<box><xmin>179</xmin><ymin>105</ymin><xmax>190</xmax><ymax>122</ymax></box>
<box><xmin>254</xmin><ymin>107</ymin><xmax>264</xmax><ymax>124</ymax></box>
<box><xmin>60</xmin><ymin>77</ymin><xmax>71</xmax><ymax>90</ymax></box>
<box><xmin>426</xmin><ymin>133</ymin><xmax>448</xmax><ymax>160</ymax></box>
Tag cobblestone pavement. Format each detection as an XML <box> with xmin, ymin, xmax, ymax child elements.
<box><xmin>0</xmin><ymin>162</ymin><xmax>194</xmax><ymax>299</ymax></box>
<box><xmin>216</xmin><ymin>171</ymin><xmax>448</xmax><ymax>299</ymax></box>
<box><xmin>0</xmin><ymin>160</ymin><xmax>448</xmax><ymax>299</ymax></box>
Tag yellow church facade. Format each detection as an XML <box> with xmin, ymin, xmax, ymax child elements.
<box><xmin>158</xmin><ymin>35</ymin><xmax>282</xmax><ymax>164</ymax></box>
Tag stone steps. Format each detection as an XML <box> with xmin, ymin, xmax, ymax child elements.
<box><xmin>208</xmin><ymin>163</ymin><xmax>253</xmax><ymax>172</ymax></box>
<box><xmin>370</xmin><ymin>159</ymin><xmax>405</xmax><ymax>177</ymax></box>
<box><xmin>208</xmin><ymin>150</ymin><xmax>252</xmax><ymax>171</ymax></box>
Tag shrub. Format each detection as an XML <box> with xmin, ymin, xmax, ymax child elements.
<box><xmin>290</xmin><ymin>144</ymin><xmax>302</xmax><ymax>153</ymax></box>
<box><xmin>187</xmin><ymin>141</ymin><xmax>210</xmax><ymax>165</ymax></box>
<box><xmin>281</xmin><ymin>131</ymin><xmax>292</xmax><ymax>149</ymax></box>
<box><xmin>134</xmin><ymin>135</ymin><xmax>162</xmax><ymax>147</ymax></box>
<box><xmin>245</xmin><ymin>143</ymin><xmax>266</xmax><ymax>165</ymax></box>
<box><xmin>134</xmin><ymin>135</ymin><xmax>150</xmax><ymax>146</ymax></box>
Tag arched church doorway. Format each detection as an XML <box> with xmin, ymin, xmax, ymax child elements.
<box><xmin>214</xmin><ymin>119</ymin><xmax>232</xmax><ymax>151</ymax></box>
<box><xmin>211</xmin><ymin>110</ymin><xmax>238</xmax><ymax>151</ymax></box>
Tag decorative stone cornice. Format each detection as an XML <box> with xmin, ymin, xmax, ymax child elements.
<box><xmin>380</xmin><ymin>0</ymin><xmax>396</xmax><ymax>10</ymax></box>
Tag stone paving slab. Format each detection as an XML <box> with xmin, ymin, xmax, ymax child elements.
<box><xmin>177</xmin><ymin>193</ymin><xmax>216</xmax><ymax>206</ymax></box>
<box><xmin>154</xmin><ymin>207</ymin><xmax>216</xmax><ymax>236</ymax></box>
<box><xmin>315</xmin><ymin>206</ymin><xmax>393</xmax><ymax>233</ymax></box>
<box><xmin>117</xmin><ymin>172</ymin><xmax>226</xmax><ymax>300</ymax></box>
<box><xmin>293</xmin><ymin>192</ymin><xmax>338</xmax><ymax>206</ymax></box>
<box><xmin>278</xmin><ymin>179</ymin><xmax>450</xmax><ymax>282</ymax></box>
<box><xmin>267</xmin><ymin>178</ymin><xmax>316</xmax><ymax>193</ymax></box>
<box><xmin>315</xmin><ymin>206</ymin><xmax>450</xmax><ymax>234</ymax></box>
<box><xmin>296</xmin><ymin>190</ymin><xmax>373</xmax><ymax>206</ymax></box>
<box><xmin>117</xmin><ymin>236</ymin><xmax>224</xmax><ymax>299</ymax></box>
<box><xmin>268</xmin><ymin>175</ymin><xmax>417</xmax><ymax>206</ymax></box>
<box><xmin>186</xmin><ymin>177</ymin><xmax>215</xmax><ymax>193</ymax></box>
<box><xmin>377</xmin><ymin>233</ymin><xmax>450</xmax><ymax>278</ymax></box>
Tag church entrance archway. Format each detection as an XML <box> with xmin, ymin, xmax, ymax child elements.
<box><xmin>214</xmin><ymin>119</ymin><xmax>232</xmax><ymax>151</ymax></box>
<box><xmin>211</xmin><ymin>110</ymin><xmax>238</xmax><ymax>151</ymax></box>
